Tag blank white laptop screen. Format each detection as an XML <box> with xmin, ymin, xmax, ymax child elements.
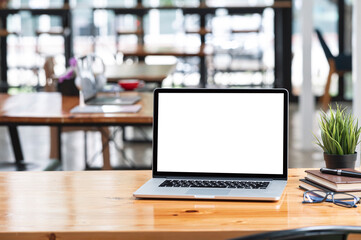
<box><xmin>157</xmin><ymin>92</ymin><xmax>285</xmax><ymax>175</ymax></box>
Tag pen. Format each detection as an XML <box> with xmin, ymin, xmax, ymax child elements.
<box><xmin>320</xmin><ymin>168</ymin><xmax>361</xmax><ymax>178</ymax></box>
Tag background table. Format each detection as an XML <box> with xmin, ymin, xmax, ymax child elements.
<box><xmin>0</xmin><ymin>169</ymin><xmax>360</xmax><ymax>240</ymax></box>
<box><xmin>105</xmin><ymin>63</ymin><xmax>176</xmax><ymax>86</ymax></box>
<box><xmin>0</xmin><ymin>92</ymin><xmax>153</xmax><ymax>170</ymax></box>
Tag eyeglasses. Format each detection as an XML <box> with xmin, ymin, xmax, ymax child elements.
<box><xmin>303</xmin><ymin>190</ymin><xmax>360</xmax><ymax>208</ymax></box>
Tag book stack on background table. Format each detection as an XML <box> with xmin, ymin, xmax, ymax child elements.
<box><xmin>299</xmin><ymin>169</ymin><xmax>361</xmax><ymax>197</ymax></box>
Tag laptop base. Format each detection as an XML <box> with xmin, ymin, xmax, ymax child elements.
<box><xmin>134</xmin><ymin>178</ymin><xmax>287</xmax><ymax>201</ymax></box>
<box><xmin>87</xmin><ymin>96</ymin><xmax>141</xmax><ymax>105</ymax></box>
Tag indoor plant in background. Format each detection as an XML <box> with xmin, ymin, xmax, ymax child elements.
<box><xmin>57</xmin><ymin>57</ymin><xmax>79</xmax><ymax>96</ymax></box>
<box><xmin>314</xmin><ymin>104</ymin><xmax>361</xmax><ymax>169</ymax></box>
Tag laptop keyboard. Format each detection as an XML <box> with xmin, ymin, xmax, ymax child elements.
<box><xmin>159</xmin><ymin>180</ymin><xmax>270</xmax><ymax>189</ymax></box>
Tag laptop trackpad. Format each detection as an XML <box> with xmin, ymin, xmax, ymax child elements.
<box><xmin>186</xmin><ymin>189</ymin><xmax>230</xmax><ymax>196</ymax></box>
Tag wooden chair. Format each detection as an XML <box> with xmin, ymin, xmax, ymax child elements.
<box><xmin>315</xmin><ymin>29</ymin><xmax>352</xmax><ymax>111</ymax></box>
<box><xmin>231</xmin><ymin>225</ymin><xmax>361</xmax><ymax>240</ymax></box>
<box><xmin>44</xmin><ymin>57</ymin><xmax>111</xmax><ymax>170</ymax></box>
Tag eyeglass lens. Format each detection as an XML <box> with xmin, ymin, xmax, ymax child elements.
<box><xmin>333</xmin><ymin>193</ymin><xmax>359</xmax><ymax>208</ymax></box>
<box><xmin>304</xmin><ymin>190</ymin><xmax>328</xmax><ymax>203</ymax></box>
<box><xmin>303</xmin><ymin>190</ymin><xmax>359</xmax><ymax>208</ymax></box>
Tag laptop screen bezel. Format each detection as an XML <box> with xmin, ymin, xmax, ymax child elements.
<box><xmin>152</xmin><ymin>88</ymin><xmax>289</xmax><ymax>180</ymax></box>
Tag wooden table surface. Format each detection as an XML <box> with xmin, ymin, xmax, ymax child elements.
<box><xmin>0</xmin><ymin>92</ymin><xmax>153</xmax><ymax>125</ymax></box>
<box><xmin>0</xmin><ymin>169</ymin><xmax>360</xmax><ymax>240</ymax></box>
<box><xmin>118</xmin><ymin>44</ymin><xmax>213</xmax><ymax>57</ymax></box>
<box><xmin>105</xmin><ymin>63</ymin><xmax>176</xmax><ymax>83</ymax></box>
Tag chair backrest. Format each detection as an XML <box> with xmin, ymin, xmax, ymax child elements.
<box><xmin>44</xmin><ymin>56</ymin><xmax>56</xmax><ymax>92</ymax></box>
<box><xmin>315</xmin><ymin>28</ymin><xmax>334</xmax><ymax>60</ymax></box>
<box><xmin>231</xmin><ymin>226</ymin><xmax>361</xmax><ymax>240</ymax></box>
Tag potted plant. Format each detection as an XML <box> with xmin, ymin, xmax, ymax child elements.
<box><xmin>57</xmin><ymin>57</ymin><xmax>79</xmax><ymax>96</ymax></box>
<box><xmin>314</xmin><ymin>104</ymin><xmax>361</xmax><ymax>169</ymax></box>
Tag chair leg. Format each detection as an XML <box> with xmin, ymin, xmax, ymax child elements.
<box><xmin>100</xmin><ymin>127</ymin><xmax>111</xmax><ymax>170</ymax></box>
<box><xmin>49</xmin><ymin>127</ymin><xmax>59</xmax><ymax>159</ymax></box>
<box><xmin>320</xmin><ymin>59</ymin><xmax>336</xmax><ymax>111</ymax></box>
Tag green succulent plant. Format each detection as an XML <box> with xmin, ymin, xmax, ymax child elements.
<box><xmin>314</xmin><ymin>104</ymin><xmax>361</xmax><ymax>155</ymax></box>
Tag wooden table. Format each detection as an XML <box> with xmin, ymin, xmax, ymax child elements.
<box><xmin>118</xmin><ymin>44</ymin><xmax>213</xmax><ymax>58</ymax></box>
<box><xmin>117</xmin><ymin>44</ymin><xmax>212</xmax><ymax>87</ymax></box>
<box><xmin>105</xmin><ymin>63</ymin><xmax>176</xmax><ymax>85</ymax></box>
<box><xmin>0</xmin><ymin>92</ymin><xmax>153</xmax><ymax>169</ymax></box>
<box><xmin>0</xmin><ymin>168</ymin><xmax>359</xmax><ymax>240</ymax></box>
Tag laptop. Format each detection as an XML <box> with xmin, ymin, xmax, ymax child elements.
<box><xmin>81</xmin><ymin>76</ymin><xmax>140</xmax><ymax>105</ymax></box>
<box><xmin>133</xmin><ymin>88</ymin><xmax>288</xmax><ymax>201</ymax></box>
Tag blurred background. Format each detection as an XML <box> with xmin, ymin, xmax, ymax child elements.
<box><xmin>0</xmin><ymin>0</ymin><xmax>354</xmax><ymax>170</ymax></box>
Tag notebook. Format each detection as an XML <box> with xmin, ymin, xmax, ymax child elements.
<box><xmin>305</xmin><ymin>169</ymin><xmax>361</xmax><ymax>192</ymax></box>
<box><xmin>299</xmin><ymin>179</ymin><xmax>361</xmax><ymax>197</ymax></box>
<box><xmin>133</xmin><ymin>88</ymin><xmax>289</xmax><ymax>201</ymax></box>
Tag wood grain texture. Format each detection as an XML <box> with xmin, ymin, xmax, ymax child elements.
<box><xmin>0</xmin><ymin>169</ymin><xmax>360</xmax><ymax>240</ymax></box>
<box><xmin>0</xmin><ymin>92</ymin><xmax>153</xmax><ymax>125</ymax></box>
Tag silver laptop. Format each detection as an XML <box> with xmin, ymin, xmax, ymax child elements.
<box><xmin>70</xmin><ymin>77</ymin><xmax>141</xmax><ymax>113</ymax></box>
<box><xmin>134</xmin><ymin>88</ymin><xmax>288</xmax><ymax>201</ymax></box>
<box><xmin>81</xmin><ymin>77</ymin><xmax>140</xmax><ymax>105</ymax></box>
